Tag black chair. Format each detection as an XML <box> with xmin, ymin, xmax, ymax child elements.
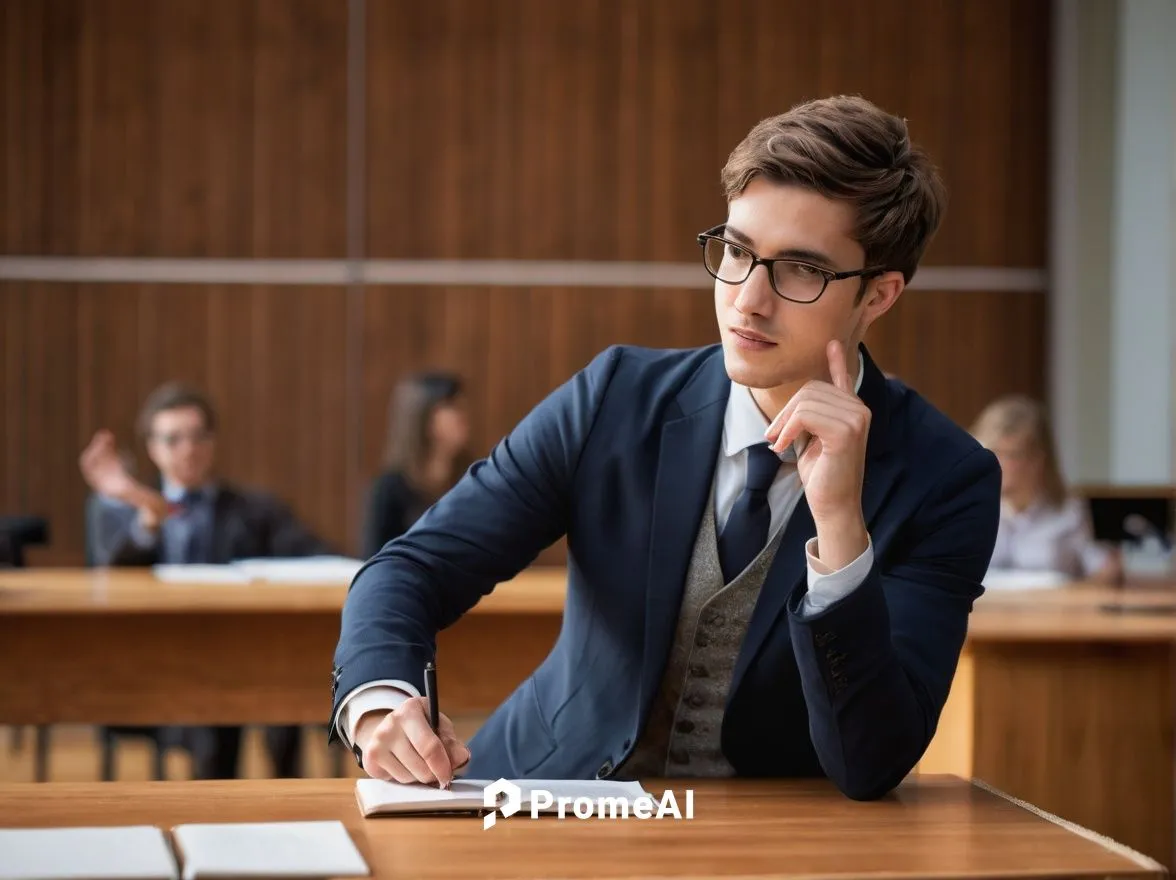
<box><xmin>83</xmin><ymin>495</ymin><xmax>175</xmax><ymax>781</ymax></box>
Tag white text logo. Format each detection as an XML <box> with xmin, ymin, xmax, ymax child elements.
<box><xmin>481</xmin><ymin>779</ymin><xmax>693</xmax><ymax>830</ymax></box>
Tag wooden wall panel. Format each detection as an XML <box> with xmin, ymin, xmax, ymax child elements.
<box><xmin>3</xmin><ymin>0</ymin><xmax>1051</xmax><ymax>566</ymax></box>
<box><xmin>0</xmin><ymin>287</ymin><xmax>29</xmax><ymax>515</ymax></box>
<box><xmin>22</xmin><ymin>284</ymin><xmax>83</xmax><ymax>562</ymax></box>
<box><xmin>0</xmin><ymin>0</ymin><xmax>348</xmax><ymax>257</ymax></box>
<box><xmin>863</xmin><ymin>290</ymin><xmax>1048</xmax><ymax>430</ymax></box>
<box><xmin>366</xmin><ymin>0</ymin><xmax>1050</xmax><ymax>267</ymax></box>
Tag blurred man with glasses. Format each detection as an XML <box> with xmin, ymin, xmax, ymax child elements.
<box><xmin>79</xmin><ymin>381</ymin><xmax>333</xmax><ymax>780</ymax></box>
<box><xmin>332</xmin><ymin>95</ymin><xmax>1002</xmax><ymax>801</ymax></box>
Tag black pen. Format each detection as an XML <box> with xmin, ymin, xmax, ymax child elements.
<box><xmin>424</xmin><ymin>660</ymin><xmax>439</xmax><ymax>733</ymax></box>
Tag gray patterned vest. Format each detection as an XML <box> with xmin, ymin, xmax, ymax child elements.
<box><xmin>616</xmin><ymin>488</ymin><xmax>785</xmax><ymax>778</ymax></box>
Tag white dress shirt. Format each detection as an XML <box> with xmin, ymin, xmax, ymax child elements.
<box><xmin>335</xmin><ymin>352</ymin><xmax>875</xmax><ymax>748</ymax></box>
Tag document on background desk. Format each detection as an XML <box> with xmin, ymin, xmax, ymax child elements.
<box><xmin>0</xmin><ymin>826</ymin><xmax>178</xmax><ymax>880</ymax></box>
<box><xmin>981</xmin><ymin>569</ymin><xmax>1071</xmax><ymax>591</ymax></box>
<box><xmin>229</xmin><ymin>557</ymin><xmax>364</xmax><ymax>584</ymax></box>
<box><xmin>355</xmin><ymin>777</ymin><xmax>652</xmax><ymax>817</ymax></box>
<box><xmin>170</xmin><ymin>821</ymin><xmax>368</xmax><ymax>879</ymax></box>
<box><xmin>151</xmin><ymin>565</ymin><xmax>253</xmax><ymax>585</ymax></box>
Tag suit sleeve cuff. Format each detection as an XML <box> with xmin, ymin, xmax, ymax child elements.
<box><xmin>801</xmin><ymin>535</ymin><xmax>874</xmax><ymax>616</ymax></box>
<box><xmin>337</xmin><ymin>680</ymin><xmax>420</xmax><ymax>748</ymax></box>
<box><xmin>128</xmin><ymin>517</ymin><xmax>160</xmax><ymax>549</ymax></box>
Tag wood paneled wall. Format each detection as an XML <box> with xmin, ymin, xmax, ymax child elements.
<box><xmin>1</xmin><ymin>0</ymin><xmax>1050</xmax><ymax>565</ymax></box>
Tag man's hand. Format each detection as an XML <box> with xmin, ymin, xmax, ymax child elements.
<box><xmin>79</xmin><ymin>430</ymin><xmax>169</xmax><ymax>524</ymax></box>
<box><xmin>354</xmin><ymin>696</ymin><xmax>471</xmax><ymax>788</ymax></box>
<box><xmin>764</xmin><ymin>339</ymin><xmax>870</xmax><ymax>570</ymax></box>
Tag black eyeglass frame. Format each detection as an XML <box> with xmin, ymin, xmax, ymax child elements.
<box><xmin>696</xmin><ymin>224</ymin><xmax>887</xmax><ymax>303</ymax></box>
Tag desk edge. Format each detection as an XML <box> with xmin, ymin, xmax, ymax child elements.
<box><xmin>970</xmin><ymin>778</ymin><xmax>1167</xmax><ymax>874</ymax></box>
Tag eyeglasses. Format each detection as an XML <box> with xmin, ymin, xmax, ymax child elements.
<box><xmin>150</xmin><ymin>428</ymin><xmax>213</xmax><ymax>448</ymax></box>
<box><xmin>697</xmin><ymin>225</ymin><xmax>886</xmax><ymax>303</ymax></box>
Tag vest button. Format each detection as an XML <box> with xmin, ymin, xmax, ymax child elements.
<box><xmin>675</xmin><ymin>719</ymin><xmax>695</xmax><ymax>734</ymax></box>
<box><xmin>596</xmin><ymin>760</ymin><xmax>613</xmax><ymax>779</ymax></box>
<box><xmin>688</xmin><ymin>664</ymin><xmax>709</xmax><ymax>678</ymax></box>
<box><xmin>685</xmin><ymin>693</ymin><xmax>704</xmax><ymax>709</ymax></box>
<box><xmin>695</xmin><ymin>631</ymin><xmax>710</xmax><ymax>647</ymax></box>
<box><xmin>669</xmin><ymin>748</ymin><xmax>690</xmax><ymax>765</ymax></box>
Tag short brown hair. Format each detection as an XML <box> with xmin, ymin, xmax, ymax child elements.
<box><xmin>137</xmin><ymin>381</ymin><xmax>217</xmax><ymax>440</ymax></box>
<box><xmin>721</xmin><ymin>94</ymin><xmax>947</xmax><ymax>284</ymax></box>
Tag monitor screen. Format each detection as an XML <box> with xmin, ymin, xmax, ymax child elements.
<box><xmin>1087</xmin><ymin>496</ymin><xmax>1173</xmax><ymax>545</ymax></box>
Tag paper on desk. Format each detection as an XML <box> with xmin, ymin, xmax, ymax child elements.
<box><xmin>230</xmin><ymin>556</ymin><xmax>364</xmax><ymax>584</ymax></box>
<box><xmin>170</xmin><ymin>820</ymin><xmax>369</xmax><ymax>879</ymax></box>
<box><xmin>981</xmin><ymin>569</ymin><xmax>1071</xmax><ymax>591</ymax></box>
<box><xmin>0</xmin><ymin>826</ymin><xmax>178</xmax><ymax>880</ymax></box>
<box><xmin>152</xmin><ymin>565</ymin><xmax>253</xmax><ymax>585</ymax></box>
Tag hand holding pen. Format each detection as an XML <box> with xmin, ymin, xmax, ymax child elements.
<box><xmin>351</xmin><ymin>659</ymin><xmax>470</xmax><ymax>789</ymax></box>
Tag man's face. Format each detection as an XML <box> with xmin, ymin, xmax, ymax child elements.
<box><xmin>713</xmin><ymin>178</ymin><xmax>882</xmax><ymax>397</ymax></box>
<box><xmin>146</xmin><ymin>406</ymin><xmax>215</xmax><ymax>489</ymax></box>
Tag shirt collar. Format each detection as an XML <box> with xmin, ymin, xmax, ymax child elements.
<box><xmin>722</xmin><ymin>348</ymin><xmax>865</xmax><ymax>460</ymax></box>
<box><xmin>162</xmin><ymin>480</ymin><xmax>217</xmax><ymax>504</ymax></box>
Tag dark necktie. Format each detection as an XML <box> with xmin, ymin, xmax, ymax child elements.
<box><xmin>177</xmin><ymin>489</ymin><xmax>207</xmax><ymax>563</ymax></box>
<box><xmin>718</xmin><ymin>443</ymin><xmax>783</xmax><ymax>583</ymax></box>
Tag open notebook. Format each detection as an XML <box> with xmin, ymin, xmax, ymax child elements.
<box><xmin>355</xmin><ymin>777</ymin><xmax>652</xmax><ymax>818</ymax></box>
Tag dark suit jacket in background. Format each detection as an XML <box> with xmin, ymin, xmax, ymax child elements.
<box><xmin>88</xmin><ymin>484</ymin><xmax>333</xmax><ymax>567</ymax></box>
<box><xmin>331</xmin><ymin>343</ymin><xmax>1001</xmax><ymax>800</ymax></box>
<box><xmin>361</xmin><ymin>471</ymin><xmax>430</xmax><ymax>559</ymax></box>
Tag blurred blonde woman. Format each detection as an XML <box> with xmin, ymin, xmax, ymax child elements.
<box><xmin>971</xmin><ymin>395</ymin><xmax>1121</xmax><ymax>583</ymax></box>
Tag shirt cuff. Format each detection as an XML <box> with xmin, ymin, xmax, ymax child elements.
<box><xmin>337</xmin><ymin>680</ymin><xmax>420</xmax><ymax>748</ymax></box>
<box><xmin>800</xmin><ymin>535</ymin><xmax>874</xmax><ymax>616</ymax></box>
<box><xmin>128</xmin><ymin>517</ymin><xmax>160</xmax><ymax>549</ymax></box>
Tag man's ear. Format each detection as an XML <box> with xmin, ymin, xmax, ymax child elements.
<box><xmin>859</xmin><ymin>271</ymin><xmax>905</xmax><ymax>329</ymax></box>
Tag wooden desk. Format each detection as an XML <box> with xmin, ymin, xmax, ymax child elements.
<box><xmin>6</xmin><ymin>567</ymin><xmax>1175</xmax><ymax>870</ymax></box>
<box><xmin>0</xmin><ymin>776</ymin><xmax>1162</xmax><ymax>879</ymax></box>
<box><xmin>920</xmin><ymin>581</ymin><xmax>1176</xmax><ymax>871</ymax></box>
<box><xmin>0</xmin><ymin>567</ymin><xmax>567</xmax><ymax>725</ymax></box>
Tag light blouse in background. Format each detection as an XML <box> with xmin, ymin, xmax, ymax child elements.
<box><xmin>986</xmin><ymin>496</ymin><xmax>1112</xmax><ymax>579</ymax></box>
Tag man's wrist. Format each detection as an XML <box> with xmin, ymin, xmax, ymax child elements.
<box><xmin>811</xmin><ymin>508</ymin><xmax>869</xmax><ymax>571</ymax></box>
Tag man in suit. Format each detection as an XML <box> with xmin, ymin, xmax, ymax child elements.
<box><xmin>80</xmin><ymin>381</ymin><xmax>334</xmax><ymax>780</ymax></box>
<box><xmin>329</xmin><ymin>94</ymin><xmax>1002</xmax><ymax>800</ymax></box>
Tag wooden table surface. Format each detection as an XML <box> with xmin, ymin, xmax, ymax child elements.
<box><xmin>0</xmin><ymin>566</ymin><xmax>568</xmax><ymax>614</ymax></box>
<box><xmin>4</xmin><ymin>567</ymin><xmax>1176</xmax><ymax>638</ymax></box>
<box><xmin>967</xmin><ymin>580</ymin><xmax>1176</xmax><ymax>642</ymax></box>
<box><xmin>0</xmin><ymin>775</ymin><xmax>1163</xmax><ymax>879</ymax></box>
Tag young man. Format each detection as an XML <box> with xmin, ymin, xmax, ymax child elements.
<box><xmin>330</xmin><ymin>95</ymin><xmax>1002</xmax><ymax>800</ymax></box>
<box><xmin>80</xmin><ymin>381</ymin><xmax>334</xmax><ymax>780</ymax></box>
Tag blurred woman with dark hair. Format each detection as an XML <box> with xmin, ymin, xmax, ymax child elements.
<box><xmin>362</xmin><ymin>371</ymin><xmax>471</xmax><ymax>558</ymax></box>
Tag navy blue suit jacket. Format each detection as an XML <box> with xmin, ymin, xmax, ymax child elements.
<box><xmin>331</xmin><ymin>343</ymin><xmax>1001</xmax><ymax>799</ymax></box>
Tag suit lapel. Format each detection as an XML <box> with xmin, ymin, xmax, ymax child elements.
<box><xmin>639</xmin><ymin>347</ymin><xmax>730</xmax><ymax>724</ymax></box>
<box><xmin>729</xmin><ymin>343</ymin><xmax>904</xmax><ymax>699</ymax></box>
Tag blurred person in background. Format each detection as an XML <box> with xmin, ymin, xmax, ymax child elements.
<box><xmin>79</xmin><ymin>381</ymin><xmax>334</xmax><ymax>779</ymax></box>
<box><xmin>361</xmin><ymin>372</ymin><xmax>471</xmax><ymax>558</ymax></box>
<box><xmin>971</xmin><ymin>395</ymin><xmax>1122</xmax><ymax>583</ymax></box>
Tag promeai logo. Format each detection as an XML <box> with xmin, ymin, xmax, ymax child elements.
<box><xmin>481</xmin><ymin>778</ymin><xmax>694</xmax><ymax>831</ymax></box>
<box><xmin>482</xmin><ymin>779</ymin><xmax>523</xmax><ymax>830</ymax></box>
